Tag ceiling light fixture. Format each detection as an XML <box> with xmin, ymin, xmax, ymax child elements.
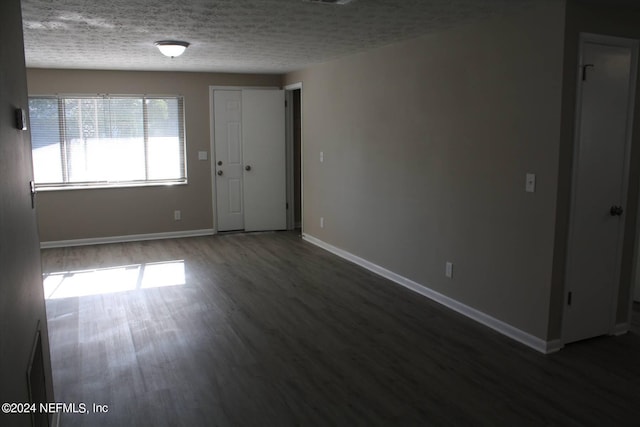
<box><xmin>154</xmin><ymin>40</ymin><xmax>190</xmax><ymax>58</ymax></box>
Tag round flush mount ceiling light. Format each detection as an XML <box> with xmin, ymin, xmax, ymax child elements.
<box><xmin>154</xmin><ymin>40</ymin><xmax>190</xmax><ymax>58</ymax></box>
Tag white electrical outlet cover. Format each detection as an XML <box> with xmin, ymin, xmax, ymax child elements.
<box><xmin>526</xmin><ymin>173</ymin><xmax>536</xmax><ymax>193</ymax></box>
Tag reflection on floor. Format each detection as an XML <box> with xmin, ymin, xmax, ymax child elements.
<box><xmin>44</xmin><ymin>260</ymin><xmax>185</xmax><ymax>299</ymax></box>
<box><xmin>42</xmin><ymin>231</ymin><xmax>640</xmax><ymax>426</ymax></box>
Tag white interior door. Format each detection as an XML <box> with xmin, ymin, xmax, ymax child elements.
<box><xmin>242</xmin><ymin>90</ymin><xmax>286</xmax><ymax>232</ymax></box>
<box><xmin>563</xmin><ymin>35</ymin><xmax>638</xmax><ymax>344</ymax></box>
<box><xmin>214</xmin><ymin>90</ymin><xmax>244</xmax><ymax>231</ymax></box>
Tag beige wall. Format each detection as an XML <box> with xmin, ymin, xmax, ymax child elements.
<box><xmin>1</xmin><ymin>0</ymin><xmax>55</xmax><ymax>421</ymax></box>
<box><xmin>286</xmin><ymin>1</ymin><xmax>566</xmax><ymax>340</ymax></box>
<box><xmin>549</xmin><ymin>0</ymin><xmax>640</xmax><ymax>338</ymax></box>
<box><xmin>27</xmin><ymin>69</ymin><xmax>281</xmax><ymax>242</ymax></box>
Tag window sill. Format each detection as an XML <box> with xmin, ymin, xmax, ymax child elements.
<box><xmin>35</xmin><ymin>180</ymin><xmax>188</xmax><ymax>192</ymax></box>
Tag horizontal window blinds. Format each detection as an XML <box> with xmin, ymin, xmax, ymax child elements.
<box><xmin>29</xmin><ymin>95</ymin><xmax>186</xmax><ymax>188</ymax></box>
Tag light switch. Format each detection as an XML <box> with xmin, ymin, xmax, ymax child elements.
<box><xmin>526</xmin><ymin>173</ymin><xmax>536</xmax><ymax>193</ymax></box>
<box><xmin>445</xmin><ymin>262</ymin><xmax>453</xmax><ymax>279</ymax></box>
<box><xmin>198</xmin><ymin>151</ymin><xmax>208</xmax><ymax>161</ymax></box>
<box><xmin>320</xmin><ymin>151</ymin><xmax>324</xmax><ymax>163</ymax></box>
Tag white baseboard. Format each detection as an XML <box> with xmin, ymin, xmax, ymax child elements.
<box><xmin>40</xmin><ymin>229</ymin><xmax>215</xmax><ymax>249</ymax></box>
<box><xmin>302</xmin><ymin>233</ymin><xmax>562</xmax><ymax>355</ymax></box>
<box><xmin>544</xmin><ymin>339</ymin><xmax>564</xmax><ymax>354</ymax></box>
<box><xmin>612</xmin><ymin>323</ymin><xmax>630</xmax><ymax>336</ymax></box>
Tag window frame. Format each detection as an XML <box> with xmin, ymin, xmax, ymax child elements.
<box><xmin>28</xmin><ymin>93</ymin><xmax>188</xmax><ymax>191</ymax></box>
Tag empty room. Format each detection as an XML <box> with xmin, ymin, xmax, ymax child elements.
<box><xmin>2</xmin><ymin>0</ymin><xmax>640</xmax><ymax>426</ymax></box>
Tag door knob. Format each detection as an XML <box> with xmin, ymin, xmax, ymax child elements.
<box><xmin>217</xmin><ymin>170</ymin><xmax>223</xmax><ymax>176</ymax></box>
<box><xmin>217</xmin><ymin>161</ymin><xmax>222</xmax><ymax>166</ymax></box>
<box><xmin>245</xmin><ymin>165</ymin><xmax>252</xmax><ymax>171</ymax></box>
<box><xmin>610</xmin><ymin>205</ymin><xmax>624</xmax><ymax>216</ymax></box>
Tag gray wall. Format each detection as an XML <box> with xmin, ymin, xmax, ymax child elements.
<box><xmin>0</xmin><ymin>0</ymin><xmax>55</xmax><ymax>425</ymax></box>
<box><xmin>286</xmin><ymin>1</ymin><xmax>567</xmax><ymax>340</ymax></box>
<box><xmin>27</xmin><ymin>69</ymin><xmax>282</xmax><ymax>242</ymax></box>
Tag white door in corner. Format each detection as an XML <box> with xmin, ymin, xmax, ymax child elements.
<box><xmin>213</xmin><ymin>89</ymin><xmax>286</xmax><ymax>232</ymax></box>
<box><xmin>563</xmin><ymin>35</ymin><xmax>638</xmax><ymax>344</ymax></box>
<box><xmin>242</xmin><ymin>90</ymin><xmax>286</xmax><ymax>232</ymax></box>
<box><xmin>214</xmin><ymin>90</ymin><xmax>245</xmax><ymax>231</ymax></box>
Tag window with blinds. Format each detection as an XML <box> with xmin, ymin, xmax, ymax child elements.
<box><xmin>28</xmin><ymin>95</ymin><xmax>187</xmax><ymax>189</ymax></box>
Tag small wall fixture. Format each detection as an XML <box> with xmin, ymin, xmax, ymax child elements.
<box><xmin>15</xmin><ymin>108</ymin><xmax>27</xmax><ymax>130</ymax></box>
<box><xmin>154</xmin><ymin>40</ymin><xmax>190</xmax><ymax>58</ymax></box>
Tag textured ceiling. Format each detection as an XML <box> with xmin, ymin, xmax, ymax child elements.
<box><xmin>22</xmin><ymin>0</ymin><xmax>546</xmax><ymax>74</ymax></box>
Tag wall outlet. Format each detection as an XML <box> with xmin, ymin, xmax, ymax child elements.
<box><xmin>320</xmin><ymin>217</ymin><xmax>324</xmax><ymax>228</ymax></box>
<box><xmin>525</xmin><ymin>173</ymin><xmax>536</xmax><ymax>193</ymax></box>
<box><xmin>445</xmin><ymin>262</ymin><xmax>453</xmax><ymax>279</ymax></box>
<box><xmin>174</xmin><ymin>210</ymin><xmax>181</xmax><ymax>221</ymax></box>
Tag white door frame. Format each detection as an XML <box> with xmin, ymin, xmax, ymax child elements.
<box><xmin>209</xmin><ymin>85</ymin><xmax>279</xmax><ymax>233</ymax></box>
<box><xmin>284</xmin><ymin>82</ymin><xmax>303</xmax><ymax>232</ymax></box>
<box><xmin>562</xmin><ymin>33</ymin><xmax>639</xmax><ymax>342</ymax></box>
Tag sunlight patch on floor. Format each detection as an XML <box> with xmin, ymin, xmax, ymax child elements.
<box><xmin>43</xmin><ymin>260</ymin><xmax>185</xmax><ymax>299</ymax></box>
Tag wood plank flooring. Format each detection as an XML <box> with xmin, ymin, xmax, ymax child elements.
<box><xmin>42</xmin><ymin>231</ymin><xmax>640</xmax><ymax>426</ymax></box>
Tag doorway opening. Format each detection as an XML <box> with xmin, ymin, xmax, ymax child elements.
<box><xmin>285</xmin><ymin>83</ymin><xmax>303</xmax><ymax>234</ymax></box>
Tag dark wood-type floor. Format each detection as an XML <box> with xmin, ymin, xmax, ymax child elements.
<box><xmin>42</xmin><ymin>231</ymin><xmax>640</xmax><ymax>426</ymax></box>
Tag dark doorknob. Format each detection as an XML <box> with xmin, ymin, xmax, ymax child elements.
<box><xmin>217</xmin><ymin>161</ymin><xmax>222</xmax><ymax>166</ymax></box>
<box><xmin>610</xmin><ymin>205</ymin><xmax>624</xmax><ymax>216</ymax></box>
<box><xmin>217</xmin><ymin>170</ymin><xmax>223</xmax><ymax>176</ymax></box>
<box><xmin>245</xmin><ymin>165</ymin><xmax>252</xmax><ymax>171</ymax></box>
